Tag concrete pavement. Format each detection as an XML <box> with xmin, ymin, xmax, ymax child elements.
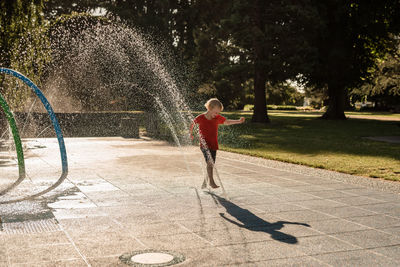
<box><xmin>1</xmin><ymin>137</ymin><xmax>400</xmax><ymax>266</ymax></box>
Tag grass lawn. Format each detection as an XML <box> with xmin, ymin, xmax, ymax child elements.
<box><xmin>216</xmin><ymin>110</ymin><xmax>400</xmax><ymax>181</ymax></box>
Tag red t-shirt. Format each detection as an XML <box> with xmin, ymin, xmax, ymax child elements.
<box><xmin>194</xmin><ymin>114</ymin><xmax>226</xmax><ymax>150</ymax></box>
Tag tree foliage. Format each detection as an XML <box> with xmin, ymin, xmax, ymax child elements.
<box><xmin>0</xmin><ymin>0</ymin><xmax>50</xmax><ymax>109</ymax></box>
<box><xmin>351</xmin><ymin>38</ymin><xmax>400</xmax><ymax>110</ymax></box>
<box><xmin>221</xmin><ymin>0</ymin><xmax>319</xmax><ymax>122</ymax></box>
<box><xmin>267</xmin><ymin>82</ymin><xmax>304</xmax><ymax>106</ymax></box>
<box><xmin>43</xmin><ymin>0</ymin><xmax>101</xmax><ymax>19</ymax></box>
<box><xmin>6</xmin><ymin>0</ymin><xmax>400</xmax><ymax>117</ymax></box>
<box><xmin>303</xmin><ymin>0</ymin><xmax>400</xmax><ymax>119</ymax></box>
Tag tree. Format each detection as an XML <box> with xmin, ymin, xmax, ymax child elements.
<box><xmin>187</xmin><ymin>1</ymin><xmax>243</xmax><ymax>109</ymax></box>
<box><xmin>222</xmin><ymin>0</ymin><xmax>318</xmax><ymax>122</ymax></box>
<box><xmin>103</xmin><ymin>0</ymin><xmax>172</xmax><ymax>39</ymax></box>
<box><xmin>266</xmin><ymin>82</ymin><xmax>304</xmax><ymax>106</ymax></box>
<box><xmin>101</xmin><ymin>0</ymin><xmax>247</xmax><ymax>110</ymax></box>
<box><xmin>351</xmin><ymin>37</ymin><xmax>400</xmax><ymax>111</ymax></box>
<box><xmin>0</xmin><ymin>0</ymin><xmax>49</xmax><ymax>109</ymax></box>
<box><xmin>303</xmin><ymin>0</ymin><xmax>400</xmax><ymax>119</ymax></box>
<box><xmin>368</xmin><ymin>44</ymin><xmax>400</xmax><ymax>111</ymax></box>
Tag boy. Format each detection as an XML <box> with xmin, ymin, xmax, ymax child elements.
<box><xmin>190</xmin><ymin>98</ymin><xmax>245</xmax><ymax>188</ymax></box>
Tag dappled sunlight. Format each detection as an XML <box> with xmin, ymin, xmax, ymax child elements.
<box><xmin>269</xmin><ymin>111</ymin><xmax>323</xmax><ymax>118</ymax></box>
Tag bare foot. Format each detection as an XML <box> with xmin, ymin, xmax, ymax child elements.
<box><xmin>210</xmin><ymin>183</ymin><xmax>220</xmax><ymax>189</ymax></box>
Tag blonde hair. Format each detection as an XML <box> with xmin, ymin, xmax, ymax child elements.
<box><xmin>204</xmin><ymin>98</ymin><xmax>224</xmax><ymax>111</ymax></box>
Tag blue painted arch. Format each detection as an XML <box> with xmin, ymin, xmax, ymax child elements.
<box><xmin>0</xmin><ymin>67</ymin><xmax>68</xmax><ymax>203</ymax></box>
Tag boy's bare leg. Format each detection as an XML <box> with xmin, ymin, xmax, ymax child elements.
<box><xmin>201</xmin><ymin>176</ymin><xmax>207</xmax><ymax>189</ymax></box>
<box><xmin>207</xmin><ymin>162</ymin><xmax>219</xmax><ymax>188</ymax></box>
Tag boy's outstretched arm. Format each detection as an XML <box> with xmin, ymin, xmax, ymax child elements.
<box><xmin>189</xmin><ymin>121</ymin><xmax>195</xmax><ymax>139</ymax></box>
<box><xmin>224</xmin><ymin>117</ymin><xmax>245</xmax><ymax>126</ymax></box>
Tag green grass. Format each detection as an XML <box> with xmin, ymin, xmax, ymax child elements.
<box><xmin>217</xmin><ymin>110</ymin><xmax>400</xmax><ymax>181</ymax></box>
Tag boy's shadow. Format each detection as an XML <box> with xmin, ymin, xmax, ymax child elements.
<box><xmin>206</xmin><ymin>192</ymin><xmax>310</xmax><ymax>244</ymax></box>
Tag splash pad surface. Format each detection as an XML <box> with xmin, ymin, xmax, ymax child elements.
<box><xmin>1</xmin><ymin>137</ymin><xmax>400</xmax><ymax>266</ymax></box>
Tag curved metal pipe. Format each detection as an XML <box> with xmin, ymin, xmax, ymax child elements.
<box><xmin>0</xmin><ymin>68</ymin><xmax>68</xmax><ymax>203</ymax></box>
<box><xmin>0</xmin><ymin>92</ymin><xmax>26</xmax><ymax>195</ymax></box>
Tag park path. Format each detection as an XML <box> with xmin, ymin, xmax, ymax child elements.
<box><xmin>1</xmin><ymin>137</ymin><xmax>400</xmax><ymax>266</ymax></box>
<box><xmin>347</xmin><ymin>115</ymin><xmax>400</xmax><ymax>121</ymax></box>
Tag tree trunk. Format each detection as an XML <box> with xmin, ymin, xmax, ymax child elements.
<box><xmin>252</xmin><ymin>66</ymin><xmax>270</xmax><ymax>123</ymax></box>
<box><xmin>251</xmin><ymin>0</ymin><xmax>269</xmax><ymax>123</ymax></box>
<box><xmin>322</xmin><ymin>83</ymin><xmax>347</xmax><ymax>119</ymax></box>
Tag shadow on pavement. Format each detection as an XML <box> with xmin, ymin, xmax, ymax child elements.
<box><xmin>207</xmin><ymin>192</ymin><xmax>310</xmax><ymax>244</ymax></box>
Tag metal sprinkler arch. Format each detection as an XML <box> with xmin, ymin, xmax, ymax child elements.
<box><xmin>0</xmin><ymin>67</ymin><xmax>68</xmax><ymax>204</ymax></box>
<box><xmin>0</xmin><ymin>92</ymin><xmax>25</xmax><ymax>195</ymax></box>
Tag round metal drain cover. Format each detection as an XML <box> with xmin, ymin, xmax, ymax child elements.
<box><xmin>120</xmin><ymin>249</ymin><xmax>185</xmax><ymax>266</ymax></box>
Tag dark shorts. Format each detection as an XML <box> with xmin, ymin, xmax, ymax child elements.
<box><xmin>201</xmin><ymin>148</ymin><xmax>216</xmax><ymax>163</ymax></box>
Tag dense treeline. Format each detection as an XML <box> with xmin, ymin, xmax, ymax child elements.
<box><xmin>0</xmin><ymin>0</ymin><xmax>49</xmax><ymax>108</ymax></box>
<box><xmin>1</xmin><ymin>0</ymin><xmax>400</xmax><ymax>121</ymax></box>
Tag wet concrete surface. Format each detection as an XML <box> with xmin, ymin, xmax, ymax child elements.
<box><xmin>1</xmin><ymin>137</ymin><xmax>400</xmax><ymax>266</ymax></box>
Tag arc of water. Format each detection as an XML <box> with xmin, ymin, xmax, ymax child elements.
<box><xmin>0</xmin><ymin>92</ymin><xmax>26</xmax><ymax>195</ymax></box>
<box><xmin>0</xmin><ymin>67</ymin><xmax>68</xmax><ymax>204</ymax></box>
